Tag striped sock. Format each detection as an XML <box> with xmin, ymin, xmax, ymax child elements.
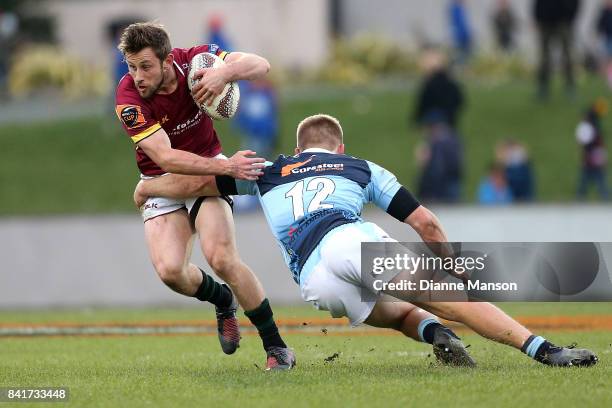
<box><xmin>521</xmin><ymin>335</ymin><xmax>550</xmax><ymax>360</ymax></box>
<box><xmin>418</xmin><ymin>318</ymin><xmax>459</xmax><ymax>344</ymax></box>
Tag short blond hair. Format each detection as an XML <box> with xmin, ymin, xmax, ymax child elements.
<box><xmin>296</xmin><ymin>114</ymin><xmax>343</xmax><ymax>150</ymax></box>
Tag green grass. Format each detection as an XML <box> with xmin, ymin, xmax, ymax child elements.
<box><xmin>0</xmin><ymin>303</ymin><xmax>611</xmax><ymax>407</ymax></box>
<box><xmin>0</xmin><ymin>305</ymin><xmax>318</xmax><ymax>324</ymax></box>
<box><xmin>0</xmin><ymin>303</ymin><xmax>610</xmax><ymax>324</ymax></box>
<box><xmin>1</xmin><ymin>78</ymin><xmax>611</xmax><ymax>215</ymax></box>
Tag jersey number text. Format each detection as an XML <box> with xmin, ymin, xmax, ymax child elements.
<box><xmin>284</xmin><ymin>177</ymin><xmax>336</xmax><ymax>220</ymax></box>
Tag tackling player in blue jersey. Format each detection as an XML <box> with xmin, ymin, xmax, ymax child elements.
<box><xmin>134</xmin><ymin>114</ymin><xmax>597</xmax><ymax>367</ymax></box>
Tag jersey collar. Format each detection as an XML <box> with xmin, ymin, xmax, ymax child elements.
<box><xmin>302</xmin><ymin>148</ymin><xmax>334</xmax><ymax>154</ymax></box>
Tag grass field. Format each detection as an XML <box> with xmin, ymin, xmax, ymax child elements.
<box><xmin>1</xmin><ymin>78</ymin><xmax>611</xmax><ymax>215</ymax></box>
<box><xmin>1</xmin><ymin>303</ymin><xmax>611</xmax><ymax>407</ymax></box>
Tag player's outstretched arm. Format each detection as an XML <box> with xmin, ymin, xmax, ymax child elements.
<box><xmin>405</xmin><ymin>206</ymin><xmax>467</xmax><ymax>282</ymax></box>
<box><xmin>405</xmin><ymin>206</ymin><xmax>448</xmax><ymax>243</ymax></box>
<box><xmin>368</xmin><ymin>161</ymin><xmax>457</xmax><ymax>272</ymax></box>
<box><xmin>134</xmin><ymin>174</ymin><xmax>219</xmax><ymax>208</ymax></box>
<box><xmin>133</xmin><ymin>150</ymin><xmax>262</xmax><ymax>208</ymax></box>
<box><xmin>223</xmin><ymin>52</ymin><xmax>271</xmax><ymax>81</ymax></box>
<box><xmin>137</xmin><ymin>129</ymin><xmax>265</xmax><ymax>179</ymax></box>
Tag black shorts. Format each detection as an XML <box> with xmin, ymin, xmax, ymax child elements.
<box><xmin>189</xmin><ymin>195</ymin><xmax>234</xmax><ymax>228</ymax></box>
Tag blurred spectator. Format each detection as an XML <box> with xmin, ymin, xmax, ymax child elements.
<box><xmin>478</xmin><ymin>163</ymin><xmax>513</xmax><ymax>205</ymax></box>
<box><xmin>112</xmin><ymin>38</ymin><xmax>129</xmax><ymax>85</ymax></box>
<box><xmin>576</xmin><ymin>99</ymin><xmax>609</xmax><ymax>200</ymax></box>
<box><xmin>233</xmin><ymin>79</ymin><xmax>278</xmax><ymax>213</ymax></box>
<box><xmin>533</xmin><ymin>0</ymin><xmax>580</xmax><ymax>100</ymax></box>
<box><xmin>106</xmin><ymin>19</ymin><xmax>141</xmax><ymax>113</ymax></box>
<box><xmin>412</xmin><ymin>48</ymin><xmax>465</xmax><ymax>130</ymax></box>
<box><xmin>206</xmin><ymin>14</ymin><xmax>232</xmax><ymax>51</ymax></box>
<box><xmin>233</xmin><ymin>77</ymin><xmax>278</xmax><ymax>215</ymax></box>
<box><xmin>0</xmin><ymin>10</ymin><xmax>19</xmax><ymax>99</ymax></box>
<box><xmin>107</xmin><ymin>20</ymin><xmax>138</xmax><ymax>85</ymax></box>
<box><xmin>496</xmin><ymin>139</ymin><xmax>535</xmax><ymax>201</ymax></box>
<box><xmin>416</xmin><ymin>110</ymin><xmax>463</xmax><ymax>203</ymax></box>
<box><xmin>581</xmin><ymin>43</ymin><xmax>600</xmax><ymax>77</ymax></box>
<box><xmin>491</xmin><ymin>0</ymin><xmax>518</xmax><ymax>52</ymax></box>
<box><xmin>596</xmin><ymin>0</ymin><xmax>612</xmax><ymax>88</ymax></box>
<box><xmin>448</xmin><ymin>0</ymin><xmax>473</xmax><ymax>65</ymax></box>
<box><xmin>597</xmin><ymin>0</ymin><xmax>612</xmax><ymax>58</ymax></box>
<box><xmin>235</xmin><ymin>77</ymin><xmax>279</xmax><ymax>159</ymax></box>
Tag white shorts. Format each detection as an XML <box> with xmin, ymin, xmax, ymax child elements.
<box><xmin>140</xmin><ymin>194</ymin><xmax>198</xmax><ymax>222</ymax></box>
<box><xmin>140</xmin><ymin>153</ymin><xmax>227</xmax><ymax>222</ymax></box>
<box><xmin>299</xmin><ymin>221</ymin><xmax>397</xmax><ymax>326</ymax></box>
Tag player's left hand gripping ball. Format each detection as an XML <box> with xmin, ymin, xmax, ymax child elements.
<box><xmin>188</xmin><ymin>52</ymin><xmax>240</xmax><ymax>120</ymax></box>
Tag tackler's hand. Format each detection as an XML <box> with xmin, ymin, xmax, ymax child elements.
<box><xmin>227</xmin><ymin>150</ymin><xmax>265</xmax><ymax>181</ymax></box>
<box><xmin>133</xmin><ymin>180</ymin><xmax>150</xmax><ymax>209</ymax></box>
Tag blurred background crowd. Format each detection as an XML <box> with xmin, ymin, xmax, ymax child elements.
<box><xmin>1</xmin><ymin>0</ymin><xmax>612</xmax><ymax>214</ymax></box>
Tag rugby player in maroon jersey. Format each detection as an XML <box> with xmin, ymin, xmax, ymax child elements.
<box><xmin>115</xmin><ymin>22</ymin><xmax>294</xmax><ymax>370</ymax></box>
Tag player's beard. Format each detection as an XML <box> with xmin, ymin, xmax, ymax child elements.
<box><xmin>149</xmin><ymin>70</ymin><xmax>165</xmax><ymax>96</ymax></box>
<box><xmin>141</xmin><ymin>66</ymin><xmax>165</xmax><ymax>99</ymax></box>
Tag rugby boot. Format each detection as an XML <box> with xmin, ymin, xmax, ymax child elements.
<box><xmin>538</xmin><ymin>345</ymin><xmax>598</xmax><ymax>367</ymax></box>
<box><xmin>215</xmin><ymin>287</ymin><xmax>241</xmax><ymax>355</ymax></box>
<box><xmin>433</xmin><ymin>327</ymin><xmax>476</xmax><ymax>367</ymax></box>
<box><xmin>265</xmin><ymin>346</ymin><xmax>296</xmax><ymax>371</ymax></box>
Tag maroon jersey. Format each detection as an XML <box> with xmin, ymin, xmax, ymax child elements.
<box><xmin>115</xmin><ymin>44</ymin><xmax>229</xmax><ymax>176</ymax></box>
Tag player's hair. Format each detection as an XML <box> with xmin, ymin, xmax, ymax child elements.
<box><xmin>296</xmin><ymin>114</ymin><xmax>344</xmax><ymax>150</ymax></box>
<box><xmin>117</xmin><ymin>22</ymin><xmax>172</xmax><ymax>62</ymax></box>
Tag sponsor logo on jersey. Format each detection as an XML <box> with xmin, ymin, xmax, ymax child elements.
<box><xmin>281</xmin><ymin>156</ymin><xmax>345</xmax><ymax>177</ymax></box>
<box><xmin>116</xmin><ymin>105</ymin><xmax>146</xmax><ymax>129</ymax></box>
<box><xmin>281</xmin><ymin>157</ymin><xmax>314</xmax><ymax>177</ymax></box>
<box><xmin>169</xmin><ymin>110</ymin><xmax>203</xmax><ymax>136</ymax></box>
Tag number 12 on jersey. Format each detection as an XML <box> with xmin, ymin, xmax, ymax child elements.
<box><xmin>284</xmin><ymin>177</ymin><xmax>336</xmax><ymax>220</ymax></box>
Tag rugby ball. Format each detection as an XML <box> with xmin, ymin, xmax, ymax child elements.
<box><xmin>188</xmin><ymin>52</ymin><xmax>240</xmax><ymax>120</ymax></box>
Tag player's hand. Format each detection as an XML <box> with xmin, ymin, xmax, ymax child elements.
<box><xmin>133</xmin><ymin>180</ymin><xmax>150</xmax><ymax>209</ymax></box>
<box><xmin>191</xmin><ymin>67</ymin><xmax>229</xmax><ymax>106</ymax></box>
<box><xmin>435</xmin><ymin>243</ymin><xmax>471</xmax><ymax>284</ymax></box>
<box><xmin>227</xmin><ymin>150</ymin><xmax>265</xmax><ymax>181</ymax></box>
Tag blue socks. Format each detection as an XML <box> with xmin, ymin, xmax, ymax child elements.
<box><xmin>418</xmin><ymin>318</ymin><xmax>459</xmax><ymax>344</ymax></box>
<box><xmin>521</xmin><ymin>335</ymin><xmax>553</xmax><ymax>361</ymax></box>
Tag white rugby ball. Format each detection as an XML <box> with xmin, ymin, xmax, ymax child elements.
<box><xmin>188</xmin><ymin>52</ymin><xmax>240</xmax><ymax>120</ymax></box>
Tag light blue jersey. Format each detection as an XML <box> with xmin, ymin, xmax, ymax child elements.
<box><xmin>230</xmin><ymin>148</ymin><xmax>415</xmax><ymax>284</ymax></box>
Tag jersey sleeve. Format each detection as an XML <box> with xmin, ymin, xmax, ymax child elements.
<box><xmin>235</xmin><ymin>160</ymin><xmax>274</xmax><ymax>195</ymax></box>
<box><xmin>185</xmin><ymin>44</ymin><xmax>229</xmax><ymax>61</ymax></box>
<box><xmin>215</xmin><ymin>161</ymin><xmax>273</xmax><ymax>196</ymax></box>
<box><xmin>235</xmin><ymin>179</ymin><xmax>258</xmax><ymax>195</ymax></box>
<box><xmin>364</xmin><ymin>161</ymin><xmax>421</xmax><ymax>221</ymax></box>
<box><xmin>364</xmin><ymin>161</ymin><xmax>403</xmax><ymax>210</ymax></box>
<box><xmin>215</xmin><ymin>176</ymin><xmax>258</xmax><ymax>196</ymax></box>
<box><xmin>115</xmin><ymin>85</ymin><xmax>161</xmax><ymax>144</ymax></box>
